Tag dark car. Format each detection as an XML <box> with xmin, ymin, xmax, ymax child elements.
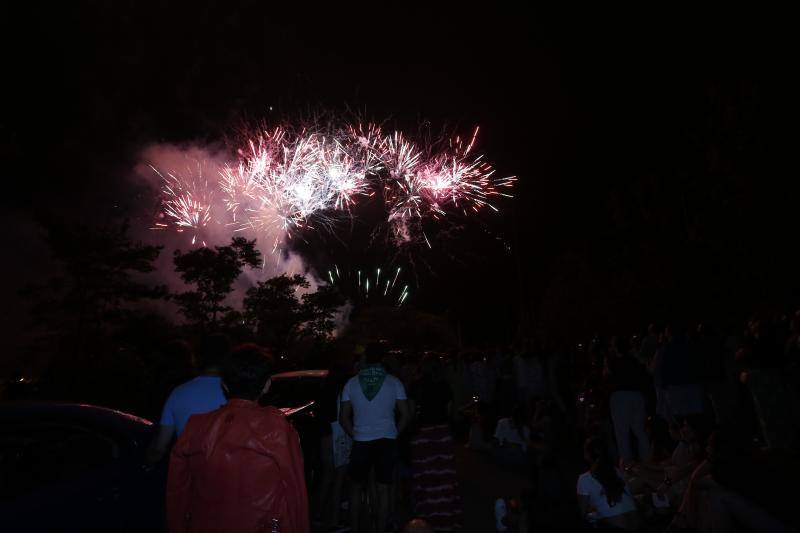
<box><xmin>0</xmin><ymin>402</ymin><xmax>161</xmax><ymax>533</ymax></box>
<box><xmin>261</xmin><ymin>370</ymin><xmax>329</xmax><ymax>485</ymax></box>
<box><xmin>264</xmin><ymin>369</ymin><xmax>328</xmax><ymax>416</ymax></box>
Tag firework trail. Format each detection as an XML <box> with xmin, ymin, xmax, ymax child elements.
<box><xmin>327</xmin><ymin>264</ymin><xmax>410</xmax><ymax>306</ymax></box>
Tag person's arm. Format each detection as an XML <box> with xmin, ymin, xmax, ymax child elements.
<box><xmin>667</xmin><ymin>461</ymin><xmax>699</xmax><ymax>483</ymax></box>
<box><xmin>407</xmin><ymin>398</ymin><xmax>417</xmax><ymax>423</ymax></box>
<box><xmin>146</xmin><ymin>424</ymin><xmax>176</xmax><ymax>464</ymax></box>
<box><xmin>602</xmin><ymin>356</ymin><xmax>611</xmax><ymax>379</ymax></box>
<box><xmin>148</xmin><ymin>392</ymin><xmax>178</xmax><ymax>464</ymax></box>
<box><xmin>576</xmin><ymin>475</ymin><xmax>595</xmax><ymax>520</ymax></box>
<box><xmin>340</xmin><ymin>401</ymin><xmax>355</xmax><ymax>438</ymax></box>
<box><xmin>577</xmin><ymin>495</ymin><xmax>592</xmax><ymax>518</ymax></box>
<box><xmin>690</xmin><ymin>459</ymin><xmax>712</xmax><ymax>483</ymax></box>
<box><xmin>396</xmin><ymin>399</ymin><xmax>411</xmax><ymax>434</ymax></box>
<box><xmin>394</xmin><ymin>379</ymin><xmax>411</xmax><ymax>434</ymax></box>
<box><xmin>166</xmin><ymin>435</ymin><xmax>192</xmax><ymax>533</ymax></box>
<box><xmin>493</xmin><ymin>419</ymin><xmax>505</xmax><ymax>447</ymax></box>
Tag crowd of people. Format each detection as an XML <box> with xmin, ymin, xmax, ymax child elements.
<box><xmin>146</xmin><ymin>309</ymin><xmax>800</xmax><ymax>532</ymax></box>
<box><xmin>455</xmin><ymin>312</ymin><xmax>800</xmax><ymax>532</ymax></box>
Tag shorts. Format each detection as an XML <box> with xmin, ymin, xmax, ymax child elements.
<box><xmin>348</xmin><ymin>438</ymin><xmax>397</xmax><ymax>485</ymax></box>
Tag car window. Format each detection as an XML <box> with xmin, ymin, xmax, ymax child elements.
<box><xmin>0</xmin><ymin>422</ymin><xmax>120</xmax><ymax>499</ymax></box>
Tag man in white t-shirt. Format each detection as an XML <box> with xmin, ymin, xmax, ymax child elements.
<box><xmin>340</xmin><ymin>342</ymin><xmax>411</xmax><ymax>533</ymax></box>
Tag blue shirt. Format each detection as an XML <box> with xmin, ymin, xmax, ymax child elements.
<box><xmin>160</xmin><ymin>376</ymin><xmax>226</xmax><ymax>435</ymax></box>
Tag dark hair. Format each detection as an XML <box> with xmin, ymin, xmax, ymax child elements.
<box><xmin>365</xmin><ymin>341</ymin><xmax>388</xmax><ymax>365</ymax></box>
<box><xmin>222</xmin><ymin>344</ymin><xmax>274</xmax><ymax>400</ymax></box>
<box><xmin>195</xmin><ymin>333</ymin><xmax>230</xmax><ymax>371</ymax></box>
<box><xmin>584</xmin><ymin>437</ymin><xmax>625</xmax><ymax>507</ymax></box>
<box><xmin>682</xmin><ymin>415</ymin><xmax>713</xmax><ymax>451</ymax></box>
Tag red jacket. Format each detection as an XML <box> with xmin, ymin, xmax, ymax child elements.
<box><xmin>167</xmin><ymin>399</ymin><xmax>309</xmax><ymax>533</ymax></box>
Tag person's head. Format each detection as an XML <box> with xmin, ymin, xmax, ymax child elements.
<box><xmin>402</xmin><ymin>518</ymin><xmax>435</xmax><ymax>533</ymax></box>
<box><xmin>791</xmin><ymin>309</ymin><xmax>800</xmax><ymax>334</ymax></box>
<box><xmin>680</xmin><ymin>415</ymin><xmax>713</xmax><ymax>448</ymax></box>
<box><xmin>158</xmin><ymin>339</ymin><xmax>194</xmax><ymax>384</ymax></box>
<box><xmin>747</xmin><ymin>316</ymin><xmax>764</xmax><ymax>337</ymax></box>
<box><xmin>364</xmin><ymin>341</ymin><xmax>388</xmax><ymax>366</ymax></box>
<box><xmin>584</xmin><ymin>436</ymin><xmax>625</xmax><ymax>506</ymax></box>
<box><xmin>195</xmin><ymin>333</ymin><xmax>230</xmax><ymax>372</ymax></box>
<box><xmin>222</xmin><ymin>344</ymin><xmax>274</xmax><ymax>401</ymax></box>
<box><xmin>383</xmin><ymin>353</ymin><xmax>400</xmax><ymax>376</ymax></box>
<box><xmin>420</xmin><ymin>354</ymin><xmax>443</xmax><ymax>380</ymax></box>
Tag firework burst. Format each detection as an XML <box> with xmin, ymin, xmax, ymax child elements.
<box><xmin>149</xmin><ymin>116</ymin><xmax>515</xmax><ymax>251</ymax></box>
<box><xmin>150</xmin><ymin>162</ymin><xmax>215</xmax><ymax>246</ymax></box>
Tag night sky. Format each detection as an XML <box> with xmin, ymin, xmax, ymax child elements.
<box><xmin>2</xmin><ymin>4</ymin><xmax>798</xmax><ymax>356</ymax></box>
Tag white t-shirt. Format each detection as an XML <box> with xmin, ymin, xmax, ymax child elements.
<box><xmin>494</xmin><ymin>418</ymin><xmax>531</xmax><ymax>450</ymax></box>
<box><xmin>342</xmin><ymin>374</ymin><xmax>407</xmax><ymax>442</ymax></box>
<box><xmin>576</xmin><ymin>470</ymin><xmax>636</xmax><ymax>519</ymax></box>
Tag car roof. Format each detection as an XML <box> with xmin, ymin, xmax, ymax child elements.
<box><xmin>0</xmin><ymin>402</ymin><xmax>154</xmax><ymax>455</ymax></box>
<box><xmin>271</xmin><ymin>369</ymin><xmax>328</xmax><ymax>380</ymax></box>
<box><xmin>0</xmin><ymin>401</ymin><xmax>154</xmax><ymax>427</ymax></box>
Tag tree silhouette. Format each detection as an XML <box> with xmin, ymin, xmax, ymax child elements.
<box><xmin>243</xmin><ymin>274</ymin><xmax>308</xmax><ymax>355</ymax></box>
<box><xmin>243</xmin><ymin>275</ymin><xmax>345</xmax><ymax>356</ymax></box>
<box><xmin>27</xmin><ymin>221</ymin><xmax>166</xmax><ymax>358</ymax></box>
<box><xmin>173</xmin><ymin>237</ymin><xmax>261</xmax><ymax>328</ymax></box>
<box><xmin>300</xmin><ymin>283</ymin><xmax>346</xmax><ymax>340</ymax></box>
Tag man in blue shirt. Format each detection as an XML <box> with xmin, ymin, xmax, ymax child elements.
<box><xmin>146</xmin><ymin>335</ymin><xmax>229</xmax><ymax>463</ymax></box>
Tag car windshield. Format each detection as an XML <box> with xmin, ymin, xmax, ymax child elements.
<box><xmin>262</xmin><ymin>376</ymin><xmax>324</xmax><ymax>408</ymax></box>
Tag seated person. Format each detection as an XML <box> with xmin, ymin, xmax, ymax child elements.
<box><xmin>626</xmin><ymin>415</ymin><xmax>711</xmax><ymax>506</ymax></box>
<box><xmin>671</xmin><ymin>428</ymin><xmax>795</xmax><ymax>533</ymax></box>
<box><xmin>493</xmin><ymin>405</ymin><xmax>532</xmax><ymax>468</ymax></box>
<box><xmin>577</xmin><ymin>437</ymin><xmax>641</xmax><ymax>532</ymax></box>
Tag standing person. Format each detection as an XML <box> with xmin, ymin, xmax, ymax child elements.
<box><xmin>604</xmin><ymin>337</ymin><xmax>651</xmax><ymax>467</ymax></box>
<box><xmin>147</xmin><ymin>334</ymin><xmax>230</xmax><ymax>464</ymax></box>
<box><xmin>465</xmin><ymin>350</ymin><xmax>497</xmax><ymax>405</ymax></box>
<box><xmin>340</xmin><ymin>342</ymin><xmax>412</xmax><ymax>533</ymax></box>
<box><xmin>694</xmin><ymin>323</ymin><xmax>735</xmax><ymax>424</ymax></box>
<box><xmin>166</xmin><ymin>344</ymin><xmax>309</xmax><ymax>533</ymax></box>
<box><xmin>512</xmin><ymin>348</ymin><xmax>546</xmax><ymax>411</ymax></box>
<box><xmin>637</xmin><ymin>324</ymin><xmax>660</xmax><ymax>367</ymax></box>
<box><xmin>659</xmin><ymin>323</ymin><xmax>706</xmax><ymax>420</ymax></box>
<box><xmin>315</xmin><ymin>360</ymin><xmax>353</xmax><ymax>532</ymax></box>
<box><xmin>492</xmin><ymin>404</ymin><xmax>532</xmax><ymax>469</ymax></box>
<box><xmin>409</xmin><ymin>356</ymin><xmax>462</xmax><ymax>531</ymax></box>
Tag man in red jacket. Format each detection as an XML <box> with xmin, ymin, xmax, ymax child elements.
<box><xmin>167</xmin><ymin>344</ymin><xmax>309</xmax><ymax>533</ymax></box>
